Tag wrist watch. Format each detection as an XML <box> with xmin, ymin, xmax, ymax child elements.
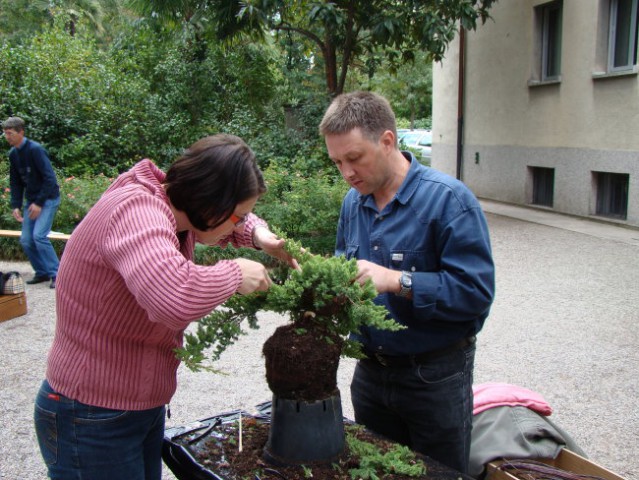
<box><xmin>398</xmin><ymin>271</ymin><xmax>412</xmax><ymax>298</ymax></box>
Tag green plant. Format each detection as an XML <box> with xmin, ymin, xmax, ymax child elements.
<box><xmin>55</xmin><ymin>173</ymin><xmax>114</xmax><ymax>231</ymax></box>
<box><xmin>345</xmin><ymin>425</ymin><xmax>426</xmax><ymax>479</ymax></box>
<box><xmin>255</xmin><ymin>164</ymin><xmax>347</xmax><ymax>256</ymax></box>
<box><xmin>177</xmin><ymin>234</ymin><xmax>403</xmax><ymax>371</ymax></box>
<box><xmin>0</xmin><ymin>20</ymin><xmax>159</xmax><ymax>175</ymax></box>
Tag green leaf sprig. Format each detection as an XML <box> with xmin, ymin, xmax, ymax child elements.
<box><xmin>176</xmin><ymin>231</ymin><xmax>403</xmax><ymax>371</ymax></box>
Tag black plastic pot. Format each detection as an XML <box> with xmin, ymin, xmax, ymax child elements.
<box><xmin>263</xmin><ymin>392</ymin><xmax>345</xmax><ymax>465</ymax></box>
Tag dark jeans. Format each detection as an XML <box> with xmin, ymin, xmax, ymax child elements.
<box><xmin>34</xmin><ymin>380</ymin><xmax>165</xmax><ymax>480</ymax></box>
<box><xmin>351</xmin><ymin>342</ymin><xmax>476</xmax><ymax>474</ymax></box>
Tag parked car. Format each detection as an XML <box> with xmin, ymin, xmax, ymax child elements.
<box><xmin>398</xmin><ymin>129</ymin><xmax>432</xmax><ymax>165</ymax></box>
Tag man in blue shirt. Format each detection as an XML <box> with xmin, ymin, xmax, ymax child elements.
<box><xmin>3</xmin><ymin>117</ymin><xmax>60</xmax><ymax>289</ymax></box>
<box><xmin>319</xmin><ymin>91</ymin><xmax>495</xmax><ymax>474</ymax></box>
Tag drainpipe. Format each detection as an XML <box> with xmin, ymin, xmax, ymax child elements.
<box><xmin>456</xmin><ymin>27</ymin><xmax>466</xmax><ymax>181</ymax></box>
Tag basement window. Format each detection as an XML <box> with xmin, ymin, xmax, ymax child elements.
<box><xmin>530</xmin><ymin>166</ymin><xmax>555</xmax><ymax>207</ymax></box>
<box><xmin>594</xmin><ymin>171</ymin><xmax>629</xmax><ymax>219</ymax></box>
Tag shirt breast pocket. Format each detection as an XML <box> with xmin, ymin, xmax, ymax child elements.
<box><xmin>389</xmin><ymin>249</ymin><xmax>436</xmax><ymax>273</ymax></box>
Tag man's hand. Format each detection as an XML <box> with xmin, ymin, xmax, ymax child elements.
<box><xmin>253</xmin><ymin>226</ymin><xmax>300</xmax><ymax>270</ymax></box>
<box><xmin>234</xmin><ymin>258</ymin><xmax>273</xmax><ymax>294</ymax></box>
<box><xmin>27</xmin><ymin>203</ymin><xmax>41</xmax><ymax>220</ymax></box>
<box><xmin>355</xmin><ymin>259</ymin><xmax>402</xmax><ymax>294</ymax></box>
<box><xmin>12</xmin><ymin>208</ymin><xmax>23</xmax><ymax>223</ymax></box>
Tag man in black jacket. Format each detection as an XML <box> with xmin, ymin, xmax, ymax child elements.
<box><xmin>3</xmin><ymin>117</ymin><xmax>60</xmax><ymax>289</ymax></box>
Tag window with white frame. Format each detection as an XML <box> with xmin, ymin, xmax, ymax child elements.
<box><xmin>608</xmin><ymin>0</ymin><xmax>638</xmax><ymax>72</ymax></box>
<box><xmin>532</xmin><ymin>1</ymin><xmax>563</xmax><ymax>83</ymax></box>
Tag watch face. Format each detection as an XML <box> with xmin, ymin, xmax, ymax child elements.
<box><xmin>401</xmin><ymin>272</ymin><xmax>412</xmax><ymax>288</ymax></box>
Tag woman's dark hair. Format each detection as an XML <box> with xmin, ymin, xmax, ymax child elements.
<box><xmin>165</xmin><ymin>134</ymin><xmax>266</xmax><ymax>231</ymax></box>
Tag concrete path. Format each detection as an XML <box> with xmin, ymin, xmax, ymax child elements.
<box><xmin>0</xmin><ymin>200</ymin><xmax>636</xmax><ymax>480</ymax></box>
<box><xmin>480</xmin><ymin>199</ymin><xmax>639</xmax><ymax>246</ymax></box>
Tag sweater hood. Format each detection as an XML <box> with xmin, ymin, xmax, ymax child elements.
<box><xmin>105</xmin><ymin>159</ymin><xmax>168</xmax><ymax>203</ymax></box>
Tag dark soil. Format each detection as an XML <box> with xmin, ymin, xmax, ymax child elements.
<box><xmin>262</xmin><ymin>313</ymin><xmax>343</xmax><ymax>401</ymax></box>
<box><xmin>181</xmin><ymin>416</ymin><xmax>451</xmax><ymax>480</ymax></box>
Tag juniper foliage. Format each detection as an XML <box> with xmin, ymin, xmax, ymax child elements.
<box><xmin>176</xmin><ymin>234</ymin><xmax>403</xmax><ymax>371</ymax></box>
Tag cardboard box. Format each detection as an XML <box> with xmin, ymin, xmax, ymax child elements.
<box><xmin>487</xmin><ymin>448</ymin><xmax>626</xmax><ymax>480</ymax></box>
<box><xmin>0</xmin><ymin>293</ymin><xmax>27</xmax><ymax>323</ymax></box>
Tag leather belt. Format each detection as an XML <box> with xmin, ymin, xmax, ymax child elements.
<box><xmin>365</xmin><ymin>336</ymin><xmax>476</xmax><ymax>368</ymax></box>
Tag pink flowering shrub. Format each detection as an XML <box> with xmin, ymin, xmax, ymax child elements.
<box><xmin>54</xmin><ymin>174</ymin><xmax>114</xmax><ymax>232</ymax></box>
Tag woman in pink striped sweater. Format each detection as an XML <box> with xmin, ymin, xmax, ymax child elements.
<box><xmin>33</xmin><ymin>134</ymin><xmax>298</xmax><ymax>480</ymax></box>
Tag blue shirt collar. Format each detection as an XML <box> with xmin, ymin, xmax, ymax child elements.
<box><xmin>395</xmin><ymin>151</ymin><xmax>423</xmax><ymax>206</ymax></box>
<box><xmin>358</xmin><ymin>151</ymin><xmax>423</xmax><ymax>211</ymax></box>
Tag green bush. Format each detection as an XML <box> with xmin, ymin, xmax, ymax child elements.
<box><xmin>55</xmin><ymin>173</ymin><xmax>114</xmax><ymax>231</ymax></box>
<box><xmin>255</xmin><ymin>162</ymin><xmax>348</xmax><ymax>256</ymax></box>
<box><xmin>0</xmin><ymin>23</ymin><xmax>159</xmax><ymax>175</ymax></box>
<box><xmin>0</xmin><ymin>19</ymin><xmax>281</xmax><ymax>176</ymax></box>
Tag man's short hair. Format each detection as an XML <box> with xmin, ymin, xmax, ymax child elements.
<box><xmin>2</xmin><ymin>117</ymin><xmax>25</xmax><ymax>132</ymax></box>
<box><xmin>319</xmin><ymin>91</ymin><xmax>397</xmax><ymax>143</ymax></box>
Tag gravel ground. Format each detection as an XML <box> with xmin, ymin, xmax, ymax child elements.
<box><xmin>1</xmin><ymin>210</ymin><xmax>637</xmax><ymax>480</ymax></box>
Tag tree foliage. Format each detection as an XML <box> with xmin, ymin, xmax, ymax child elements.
<box><xmin>0</xmin><ymin>0</ymin><xmax>112</xmax><ymax>40</ymax></box>
<box><xmin>364</xmin><ymin>50</ymin><xmax>433</xmax><ymax>128</ymax></box>
<box><xmin>195</xmin><ymin>0</ymin><xmax>495</xmax><ymax>96</ymax></box>
<box><xmin>0</xmin><ymin>15</ymin><xmax>281</xmax><ymax>175</ymax></box>
<box><xmin>0</xmin><ymin>20</ymin><xmax>174</xmax><ymax>175</ymax></box>
<box><xmin>1</xmin><ymin>1</ymin><xmax>450</xmax><ymax>264</ymax></box>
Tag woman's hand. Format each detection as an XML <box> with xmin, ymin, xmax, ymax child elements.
<box><xmin>234</xmin><ymin>258</ymin><xmax>273</xmax><ymax>294</ymax></box>
<box><xmin>253</xmin><ymin>226</ymin><xmax>300</xmax><ymax>270</ymax></box>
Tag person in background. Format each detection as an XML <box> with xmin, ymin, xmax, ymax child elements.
<box><xmin>3</xmin><ymin>116</ymin><xmax>60</xmax><ymax>289</ymax></box>
<box><xmin>33</xmin><ymin>134</ymin><xmax>298</xmax><ymax>480</ymax></box>
<box><xmin>319</xmin><ymin>91</ymin><xmax>495</xmax><ymax>474</ymax></box>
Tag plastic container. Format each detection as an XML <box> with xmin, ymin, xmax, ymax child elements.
<box><xmin>263</xmin><ymin>393</ymin><xmax>345</xmax><ymax>465</ymax></box>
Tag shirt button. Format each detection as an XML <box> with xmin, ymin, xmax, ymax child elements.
<box><xmin>373</xmin><ymin>246</ymin><xmax>379</xmax><ymax>251</ymax></box>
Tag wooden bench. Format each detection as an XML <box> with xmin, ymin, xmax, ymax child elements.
<box><xmin>0</xmin><ymin>229</ymin><xmax>71</xmax><ymax>241</ymax></box>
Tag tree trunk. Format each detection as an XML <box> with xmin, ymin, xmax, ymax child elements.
<box><xmin>324</xmin><ymin>36</ymin><xmax>339</xmax><ymax>96</ymax></box>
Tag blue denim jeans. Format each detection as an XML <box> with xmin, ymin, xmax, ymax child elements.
<box><xmin>351</xmin><ymin>342</ymin><xmax>476</xmax><ymax>474</ymax></box>
<box><xmin>34</xmin><ymin>380</ymin><xmax>165</xmax><ymax>480</ymax></box>
<box><xmin>20</xmin><ymin>197</ymin><xmax>60</xmax><ymax>278</ymax></box>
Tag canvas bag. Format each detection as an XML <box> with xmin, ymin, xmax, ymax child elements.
<box><xmin>1</xmin><ymin>271</ymin><xmax>26</xmax><ymax>295</ymax></box>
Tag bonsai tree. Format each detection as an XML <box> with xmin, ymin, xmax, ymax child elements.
<box><xmin>176</xmin><ymin>235</ymin><xmax>403</xmax><ymax>465</ymax></box>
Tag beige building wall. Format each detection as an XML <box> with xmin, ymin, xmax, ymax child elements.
<box><xmin>433</xmin><ymin>0</ymin><xmax>639</xmax><ymax>227</ymax></box>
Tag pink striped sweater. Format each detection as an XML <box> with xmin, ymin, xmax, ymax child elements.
<box><xmin>47</xmin><ymin>160</ymin><xmax>266</xmax><ymax>410</ymax></box>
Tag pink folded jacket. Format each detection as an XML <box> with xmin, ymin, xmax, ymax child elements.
<box><xmin>473</xmin><ymin>382</ymin><xmax>553</xmax><ymax>416</ymax></box>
